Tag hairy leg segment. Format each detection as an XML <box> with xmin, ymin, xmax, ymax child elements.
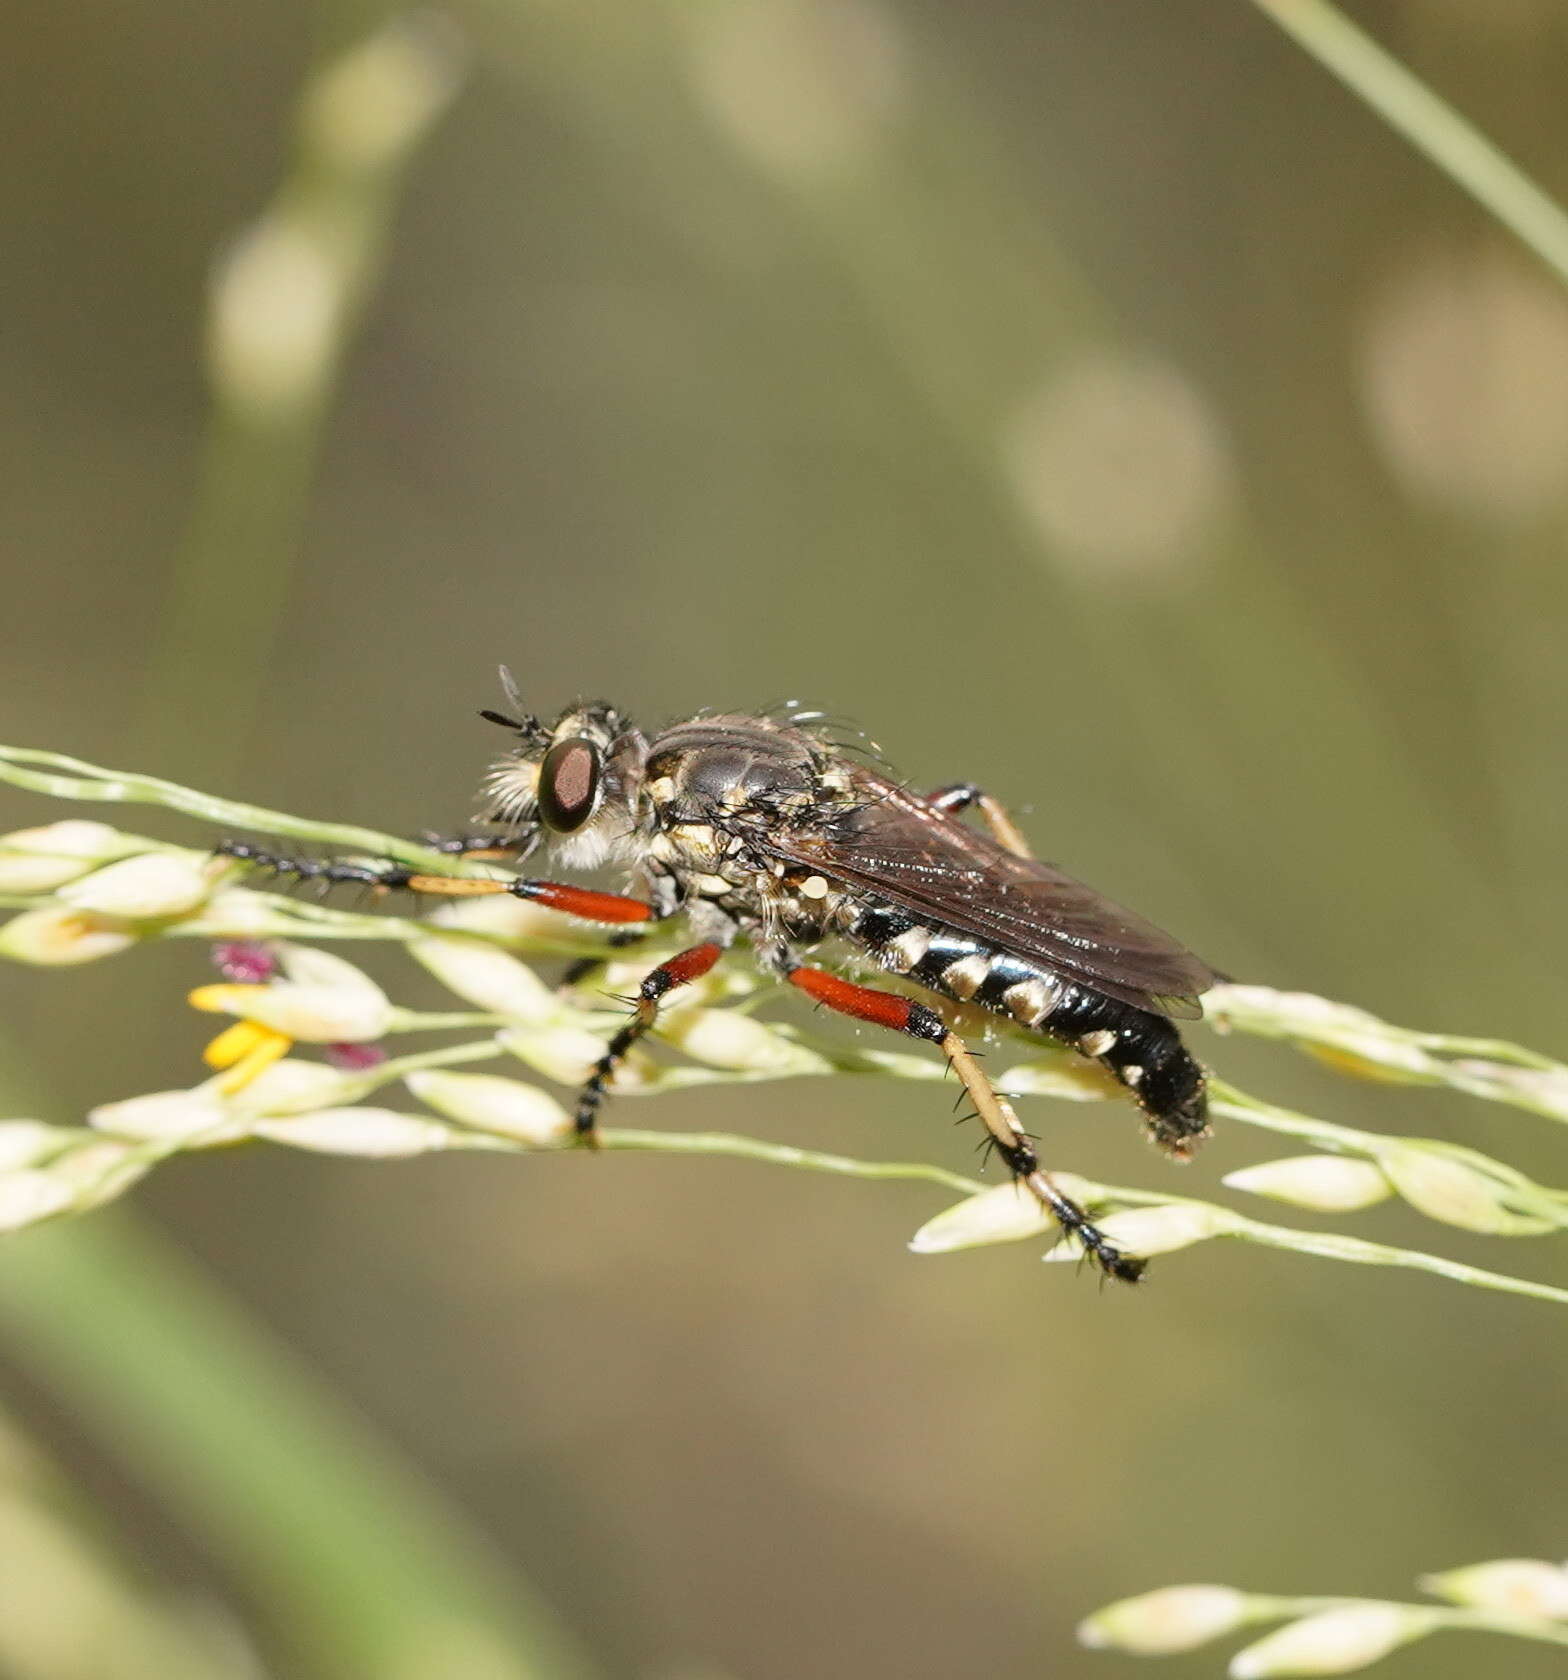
<box><xmin>786</xmin><ymin>964</ymin><xmax>1143</xmax><ymax>1281</ymax></box>
<box><xmin>573</xmin><ymin>943</ymin><xmax>725</xmax><ymax>1143</ymax></box>
<box><xmin>214</xmin><ymin>840</ymin><xmax>657</xmax><ymax>924</ymax></box>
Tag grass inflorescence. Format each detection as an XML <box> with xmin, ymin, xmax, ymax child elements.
<box><xmin>1</xmin><ymin>743</ymin><xmax>1568</xmax><ymax>1312</ymax></box>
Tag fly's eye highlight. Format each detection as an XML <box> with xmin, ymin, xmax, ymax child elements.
<box><xmin>538</xmin><ymin>737</ymin><xmax>602</xmax><ymax>832</ymax></box>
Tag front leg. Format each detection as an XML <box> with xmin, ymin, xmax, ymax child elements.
<box><xmin>785</xmin><ymin>962</ymin><xmax>1144</xmax><ymax>1282</ymax></box>
<box><xmin>215</xmin><ymin>841</ymin><xmax>658</xmax><ymax>924</ymax></box>
<box><xmin>574</xmin><ymin>943</ymin><xmax>726</xmax><ymax>1143</ymax></box>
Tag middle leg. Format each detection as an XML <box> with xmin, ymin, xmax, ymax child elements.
<box><xmin>573</xmin><ymin>942</ymin><xmax>726</xmax><ymax>1144</ymax></box>
<box><xmin>785</xmin><ymin>964</ymin><xmax>1144</xmax><ymax>1280</ymax></box>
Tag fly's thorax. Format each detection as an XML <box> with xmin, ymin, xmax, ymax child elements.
<box><xmin>642</xmin><ymin>715</ymin><xmax>842</xmax><ymax>833</ymax></box>
<box><xmin>637</xmin><ymin>715</ymin><xmax>841</xmax><ymax>908</ymax></box>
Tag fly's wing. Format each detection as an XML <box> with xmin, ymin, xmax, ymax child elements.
<box><xmin>762</xmin><ymin>769</ymin><xmax>1217</xmax><ymax>1019</ymax></box>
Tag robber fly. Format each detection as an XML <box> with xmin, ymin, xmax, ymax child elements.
<box><xmin>222</xmin><ymin>680</ymin><xmax>1219</xmax><ymax>1281</ymax></box>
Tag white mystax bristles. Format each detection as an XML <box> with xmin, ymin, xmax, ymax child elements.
<box><xmin>405</xmin><ymin>1070</ymin><xmax>572</xmax><ymax>1147</ymax></box>
<box><xmin>0</xmin><ymin>906</ymin><xmax>139</xmax><ymax>966</ymax></box>
<box><xmin>1377</xmin><ymin>1144</ymin><xmax>1551</xmax><ymax>1234</ymax></box>
<box><xmin>657</xmin><ymin>1008</ymin><xmax>832</xmax><ymax>1076</ymax></box>
<box><xmin>909</xmin><ymin>1183</ymin><xmax>1056</xmax><ymax>1254</ymax></box>
<box><xmin>1223</xmin><ymin>1155</ymin><xmax>1394</xmax><ymax>1214</ymax></box>
<box><xmin>88</xmin><ymin>1089</ymin><xmax>238</xmax><ymax>1145</ymax></box>
<box><xmin>1043</xmin><ymin>1202</ymin><xmax>1228</xmax><ymax>1263</ymax></box>
<box><xmin>1078</xmin><ymin>1585</ymin><xmax>1250</xmax><ymax>1655</ymax></box>
<box><xmin>1228</xmin><ymin>1605</ymin><xmax>1428</xmax><ymax>1677</ymax></box>
<box><xmin>253</xmin><ymin>1107</ymin><xmax>454</xmax><ymax>1158</ymax></box>
<box><xmin>409</xmin><ymin>934</ymin><xmax>557</xmax><ymax>1024</ymax></box>
<box><xmin>1419</xmin><ymin>1558</ymin><xmax>1568</xmax><ymax>1618</ymax></box>
<box><xmin>58</xmin><ymin>851</ymin><xmax>218</xmax><ymax>919</ymax></box>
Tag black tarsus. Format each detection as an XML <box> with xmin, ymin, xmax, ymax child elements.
<box><xmin>214</xmin><ymin>839</ymin><xmax>413</xmax><ymax>892</ymax></box>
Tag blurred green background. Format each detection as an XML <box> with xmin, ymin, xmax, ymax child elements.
<box><xmin>3</xmin><ymin>2</ymin><xmax>1568</xmax><ymax>1676</ymax></box>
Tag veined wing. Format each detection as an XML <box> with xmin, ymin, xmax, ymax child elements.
<box><xmin>761</xmin><ymin>769</ymin><xmax>1217</xmax><ymax>1019</ymax></box>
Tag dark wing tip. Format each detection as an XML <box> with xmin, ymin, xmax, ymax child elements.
<box><xmin>1148</xmin><ymin>991</ymin><xmax>1206</xmax><ymax>1022</ymax></box>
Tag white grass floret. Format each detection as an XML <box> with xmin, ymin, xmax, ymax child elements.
<box><xmin>1079</xmin><ymin>1585</ymin><xmax>1251</xmax><ymax>1654</ymax></box>
<box><xmin>1228</xmin><ymin>1605</ymin><xmax>1426</xmax><ymax>1677</ymax></box>
<box><xmin>1378</xmin><ymin>1144</ymin><xmax>1546</xmax><ymax>1234</ymax></box>
<box><xmin>1223</xmin><ymin>1155</ymin><xmax>1393</xmax><ymax>1213</ymax></box>
<box><xmin>59</xmin><ymin>852</ymin><xmax>217</xmax><ymax>918</ymax></box>
<box><xmin>658</xmin><ymin>1008</ymin><xmax>832</xmax><ymax>1075</ymax></box>
<box><xmin>0</xmin><ymin>1122</ymin><xmax>70</xmax><ymax>1171</ymax></box>
<box><xmin>0</xmin><ymin>906</ymin><xmax>138</xmax><ymax>965</ymax></box>
<box><xmin>909</xmin><ymin>1182</ymin><xmax>1056</xmax><ymax>1253</ymax></box>
<box><xmin>253</xmin><ymin>1106</ymin><xmax>454</xmax><ymax>1157</ymax></box>
<box><xmin>210</xmin><ymin>943</ymin><xmax>392</xmax><ymax>1041</ymax></box>
<box><xmin>1043</xmin><ymin>1202</ymin><xmax>1228</xmax><ymax>1263</ymax></box>
<box><xmin>405</xmin><ymin>1070</ymin><xmax>572</xmax><ymax>1146</ymax></box>
<box><xmin>501</xmin><ymin>1024</ymin><xmax>618</xmax><ymax>1088</ymax></box>
<box><xmin>0</xmin><ymin>1171</ymin><xmax>75</xmax><ymax>1232</ymax></box>
<box><xmin>410</xmin><ymin>934</ymin><xmax>556</xmax><ymax>1022</ymax></box>
<box><xmin>88</xmin><ymin>1089</ymin><xmax>237</xmax><ymax>1144</ymax></box>
<box><xmin>1419</xmin><ymin>1558</ymin><xmax>1568</xmax><ymax>1618</ymax></box>
<box><xmin>225</xmin><ymin>1059</ymin><xmax>380</xmax><ymax>1118</ymax></box>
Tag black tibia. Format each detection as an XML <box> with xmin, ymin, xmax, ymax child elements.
<box><xmin>574</xmin><ymin>942</ymin><xmax>723</xmax><ymax>1143</ymax></box>
<box><xmin>1043</xmin><ymin>984</ymin><xmax>1209</xmax><ymax>1156</ymax></box>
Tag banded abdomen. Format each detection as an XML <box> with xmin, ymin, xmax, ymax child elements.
<box><xmin>847</xmin><ymin>903</ymin><xmax>1209</xmax><ymax>1156</ymax></box>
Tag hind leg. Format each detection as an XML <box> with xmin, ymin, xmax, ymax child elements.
<box><xmin>784</xmin><ymin>963</ymin><xmax>1144</xmax><ymax>1281</ymax></box>
<box><xmin>925</xmin><ymin>783</ymin><xmax>1034</xmax><ymax>859</ymax></box>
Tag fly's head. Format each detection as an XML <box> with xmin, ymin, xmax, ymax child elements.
<box><xmin>478</xmin><ymin>676</ymin><xmax>648</xmax><ymax>869</ymax></box>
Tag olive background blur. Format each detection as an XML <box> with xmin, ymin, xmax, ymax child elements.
<box><xmin>4</xmin><ymin>3</ymin><xmax>1568</xmax><ymax>1677</ymax></box>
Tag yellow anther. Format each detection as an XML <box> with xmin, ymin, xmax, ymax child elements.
<box><xmin>211</xmin><ymin>1026</ymin><xmax>293</xmax><ymax>1095</ymax></box>
<box><xmin>188</xmin><ymin>983</ymin><xmax>255</xmax><ymax>1014</ymax></box>
<box><xmin>202</xmin><ymin>1019</ymin><xmax>271</xmax><ymax>1070</ymax></box>
<box><xmin>1306</xmin><ymin>1044</ymin><xmax>1411</xmax><ymax>1085</ymax></box>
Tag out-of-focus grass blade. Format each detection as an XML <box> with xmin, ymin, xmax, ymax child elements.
<box><xmin>0</xmin><ymin>1211</ymin><xmax>601</xmax><ymax>1680</ymax></box>
<box><xmin>1248</xmin><ymin>0</ymin><xmax>1568</xmax><ymax>291</ymax></box>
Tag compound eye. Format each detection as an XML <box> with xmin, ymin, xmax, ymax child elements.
<box><xmin>538</xmin><ymin>737</ymin><xmax>602</xmax><ymax>833</ymax></box>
